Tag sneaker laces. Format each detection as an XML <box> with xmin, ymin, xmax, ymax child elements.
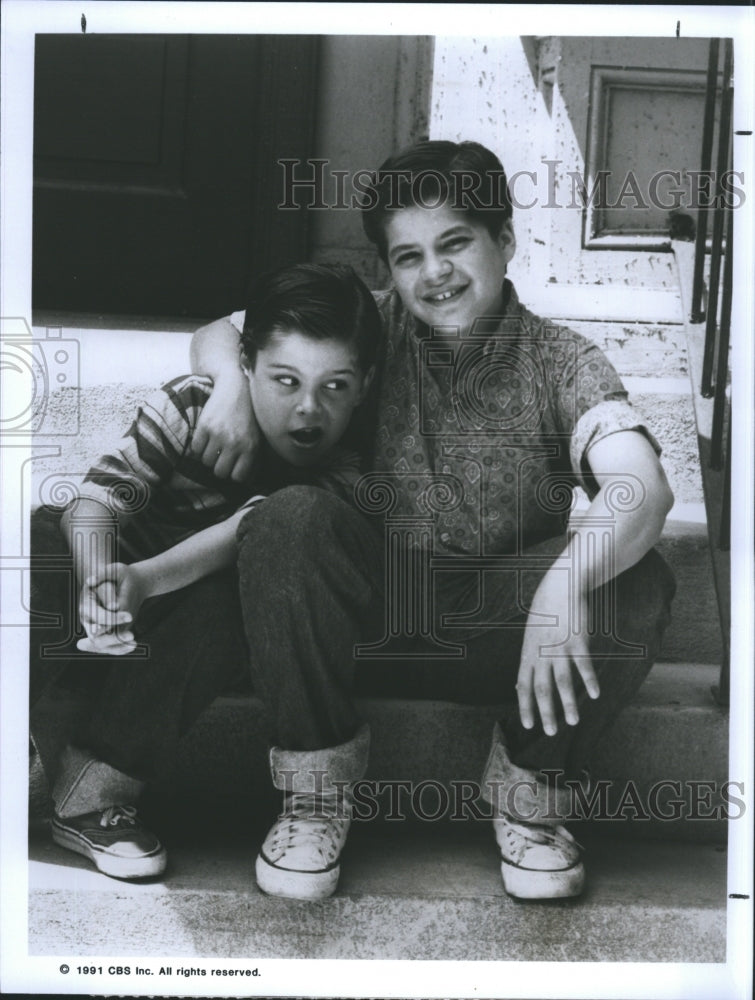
<box><xmin>502</xmin><ymin>817</ymin><xmax>582</xmax><ymax>849</ymax></box>
<box><xmin>99</xmin><ymin>805</ymin><xmax>138</xmax><ymax>829</ymax></box>
<box><xmin>269</xmin><ymin>791</ymin><xmax>350</xmax><ymax>857</ymax></box>
<box><xmin>496</xmin><ymin>815</ymin><xmax>584</xmax><ymax>865</ymax></box>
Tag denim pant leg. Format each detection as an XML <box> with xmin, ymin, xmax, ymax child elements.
<box><xmin>30</xmin><ymin>504</ymin><xmax>106</xmax><ymax>781</ymax></box>
<box><xmin>29</xmin><ymin>505</ymin><xmax>82</xmax><ymax>708</ymax></box>
<box><xmin>81</xmin><ymin>570</ymin><xmax>248</xmax><ymax>782</ymax></box>
<box><xmin>236</xmin><ymin>485</ymin><xmax>385</xmax><ymax>752</ymax></box>
<box><xmin>29</xmin><ymin>506</ymin><xmax>248</xmax><ymax>785</ymax></box>
<box><xmin>235</xmin><ymin>490</ymin><xmax>674</xmax><ymax>776</ymax></box>
<box><xmin>430</xmin><ymin>538</ymin><xmax>676</xmax><ymax>780</ymax></box>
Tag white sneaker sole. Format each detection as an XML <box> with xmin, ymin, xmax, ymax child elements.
<box><xmin>255</xmin><ymin>854</ymin><xmax>339</xmax><ymax>900</ymax></box>
<box><xmin>501</xmin><ymin>859</ymin><xmax>585</xmax><ymax>900</ymax></box>
<box><xmin>51</xmin><ymin>822</ymin><xmax>167</xmax><ymax>880</ymax></box>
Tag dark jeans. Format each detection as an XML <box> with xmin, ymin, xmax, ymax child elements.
<box><xmin>31</xmin><ymin>484</ymin><xmax>675</xmax><ymax>788</ymax></box>
<box><xmin>29</xmin><ymin>506</ymin><xmax>247</xmax><ymax>785</ymax></box>
<box><xmin>236</xmin><ymin>486</ymin><xmax>676</xmax><ymax>780</ymax></box>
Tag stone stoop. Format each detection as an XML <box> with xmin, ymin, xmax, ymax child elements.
<box><xmin>27</xmin><ymin>312</ymin><xmax>733</xmax><ymax>966</ymax></box>
<box><xmin>27</xmin><ymin>822</ymin><xmax>727</xmax><ymax>962</ymax></box>
<box><xmin>134</xmin><ymin>661</ymin><xmax>728</xmax><ymax>845</ymax></box>
<box><xmin>30</xmin><ymin>663</ymin><xmax>730</xmax><ymax>844</ymax></box>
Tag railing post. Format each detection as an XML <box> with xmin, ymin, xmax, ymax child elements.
<box><xmin>701</xmin><ymin>38</ymin><xmax>733</xmax><ymax>397</ymax></box>
<box><xmin>710</xmin><ymin>198</ymin><xmax>733</xmax><ymax>470</ymax></box>
<box><xmin>690</xmin><ymin>38</ymin><xmax>720</xmax><ymax>323</ymax></box>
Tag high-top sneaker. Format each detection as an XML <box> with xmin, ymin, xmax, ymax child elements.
<box><xmin>481</xmin><ymin>723</ymin><xmax>585</xmax><ymax>899</ymax></box>
<box><xmin>255</xmin><ymin>724</ymin><xmax>369</xmax><ymax>900</ymax></box>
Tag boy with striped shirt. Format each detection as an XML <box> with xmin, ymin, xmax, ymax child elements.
<box><xmin>29</xmin><ymin>263</ymin><xmax>380</xmax><ymax>879</ymax></box>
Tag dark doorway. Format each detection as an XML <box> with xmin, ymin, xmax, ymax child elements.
<box><xmin>33</xmin><ymin>34</ymin><xmax>319</xmax><ymax>318</ymax></box>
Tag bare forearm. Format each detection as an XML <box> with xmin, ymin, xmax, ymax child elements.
<box><xmin>565</xmin><ymin>430</ymin><xmax>674</xmax><ymax>595</ymax></box>
<box><xmin>133</xmin><ymin>510</ymin><xmax>249</xmax><ymax>599</ymax></box>
<box><xmin>61</xmin><ymin>498</ymin><xmax>121</xmax><ymax>588</ymax></box>
<box><xmin>568</xmin><ymin>477</ymin><xmax>673</xmax><ymax>595</ymax></box>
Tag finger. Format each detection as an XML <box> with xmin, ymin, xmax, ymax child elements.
<box><xmin>553</xmin><ymin>662</ymin><xmax>580</xmax><ymax>726</ymax></box>
<box><xmin>516</xmin><ymin>663</ymin><xmax>536</xmax><ymax>730</ymax></box>
<box><xmin>533</xmin><ymin>663</ymin><xmax>558</xmax><ymax>737</ymax></box>
<box><xmin>190</xmin><ymin>422</ymin><xmax>210</xmax><ymax>456</ymax></box>
<box><xmin>80</xmin><ymin>581</ymin><xmax>113</xmax><ymax>620</ymax></box>
<box><xmin>80</xmin><ymin>596</ymin><xmax>105</xmax><ymax>632</ymax></box>
<box><xmin>231</xmin><ymin>451</ymin><xmax>254</xmax><ymax>483</ymax></box>
<box><xmin>574</xmin><ymin>647</ymin><xmax>600</xmax><ymax>700</ymax></box>
<box><xmin>77</xmin><ymin>631</ymin><xmax>121</xmax><ymax>653</ymax></box>
<box><xmin>107</xmin><ymin>637</ymin><xmax>136</xmax><ymax>655</ymax></box>
<box><xmin>213</xmin><ymin>448</ymin><xmax>236</xmax><ymax>480</ymax></box>
<box><xmin>200</xmin><ymin>438</ymin><xmax>222</xmax><ymax>468</ymax></box>
<box><xmin>86</xmin><ymin>605</ymin><xmax>133</xmax><ymax>632</ymax></box>
<box><xmin>96</xmin><ymin>580</ymin><xmax>119</xmax><ymax>612</ymax></box>
<box><xmin>89</xmin><ymin>629</ymin><xmax>136</xmax><ymax>655</ymax></box>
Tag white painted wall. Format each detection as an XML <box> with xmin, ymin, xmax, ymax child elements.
<box><xmin>430</xmin><ymin>35</ymin><xmax>712</xmax><ymax>320</ymax></box>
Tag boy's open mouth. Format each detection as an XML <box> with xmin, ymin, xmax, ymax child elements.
<box><xmin>289</xmin><ymin>426</ymin><xmax>324</xmax><ymax>447</ymax></box>
<box><xmin>424</xmin><ymin>284</ymin><xmax>468</xmax><ymax>305</ymax></box>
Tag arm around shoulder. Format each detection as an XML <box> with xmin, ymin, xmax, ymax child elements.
<box><xmin>189</xmin><ymin>315</ymin><xmax>259</xmax><ymax>481</ymax></box>
<box><xmin>190</xmin><ymin>315</ymin><xmax>243</xmax><ymax>380</ymax></box>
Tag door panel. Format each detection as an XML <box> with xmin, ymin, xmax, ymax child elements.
<box><xmin>33</xmin><ymin>34</ymin><xmax>319</xmax><ymax>318</ymax></box>
<box><xmin>548</xmin><ymin>37</ymin><xmax>713</xmax><ymax>286</ymax></box>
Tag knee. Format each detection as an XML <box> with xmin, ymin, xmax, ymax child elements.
<box><xmin>615</xmin><ymin>548</ymin><xmax>676</xmax><ymax>639</ymax></box>
<box><xmin>237</xmin><ymin>485</ymin><xmax>349</xmax><ymax>558</ymax></box>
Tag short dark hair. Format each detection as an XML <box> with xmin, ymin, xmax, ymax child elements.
<box><xmin>361</xmin><ymin>140</ymin><xmax>513</xmax><ymax>262</ymax></box>
<box><xmin>241</xmin><ymin>263</ymin><xmax>382</xmax><ymax>373</ymax></box>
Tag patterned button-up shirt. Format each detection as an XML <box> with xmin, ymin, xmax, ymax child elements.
<box><xmin>367</xmin><ymin>280</ymin><xmax>659</xmax><ymax>556</ymax></box>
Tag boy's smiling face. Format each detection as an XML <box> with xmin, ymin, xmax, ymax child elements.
<box><xmin>384</xmin><ymin>203</ymin><xmax>515</xmax><ymax>336</ymax></box>
<box><xmin>244</xmin><ymin>330</ymin><xmax>372</xmax><ymax>468</ymax></box>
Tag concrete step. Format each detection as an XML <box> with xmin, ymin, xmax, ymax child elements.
<box><xmin>27</xmin><ymin>822</ymin><xmax>727</xmax><ymax>962</ymax></box>
<box><xmin>30</xmin><ymin>663</ymin><xmax>730</xmax><ymax>844</ymax></box>
<box><xmin>656</xmin><ymin>519</ymin><xmax>724</xmax><ymax>664</ymax></box>
<box><xmin>567</xmin><ymin>320</ymin><xmax>689</xmax><ymax>381</ymax></box>
<box><xmin>154</xmin><ymin>663</ymin><xmax>728</xmax><ymax>844</ymax></box>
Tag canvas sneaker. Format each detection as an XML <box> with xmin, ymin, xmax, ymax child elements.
<box><xmin>255</xmin><ymin>789</ymin><xmax>350</xmax><ymax>900</ymax></box>
<box><xmin>493</xmin><ymin>813</ymin><xmax>584</xmax><ymax>899</ymax></box>
<box><xmin>51</xmin><ymin>804</ymin><xmax>167</xmax><ymax>880</ymax></box>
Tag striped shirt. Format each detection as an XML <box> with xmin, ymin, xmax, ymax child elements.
<box><xmin>78</xmin><ymin>374</ymin><xmax>361</xmax><ymax>562</ymax></box>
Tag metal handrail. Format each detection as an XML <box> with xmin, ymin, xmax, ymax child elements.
<box><xmin>690</xmin><ymin>39</ymin><xmax>720</xmax><ymax>324</ymax></box>
<box><xmin>690</xmin><ymin>37</ymin><xmax>733</xmax><ymax>706</ymax></box>
<box><xmin>701</xmin><ymin>39</ymin><xmax>733</xmax><ymax>398</ymax></box>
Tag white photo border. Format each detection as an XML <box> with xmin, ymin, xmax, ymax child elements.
<box><xmin>1</xmin><ymin>3</ymin><xmax>753</xmax><ymax>998</ymax></box>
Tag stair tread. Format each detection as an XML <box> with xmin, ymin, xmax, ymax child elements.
<box><xmin>207</xmin><ymin>661</ymin><xmax>725</xmax><ymax>711</ymax></box>
<box><xmin>28</xmin><ymin>824</ymin><xmax>727</xmax><ymax>961</ymax></box>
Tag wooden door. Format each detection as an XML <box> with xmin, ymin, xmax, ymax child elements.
<box><xmin>33</xmin><ymin>34</ymin><xmax>319</xmax><ymax>318</ymax></box>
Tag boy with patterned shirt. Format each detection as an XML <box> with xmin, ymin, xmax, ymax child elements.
<box><xmin>191</xmin><ymin>140</ymin><xmax>676</xmax><ymax>902</ymax></box>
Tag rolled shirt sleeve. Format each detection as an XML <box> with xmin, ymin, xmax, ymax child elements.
<box><xmin>551</xmin><ymin>335</ymin><xmax>662</xmax><ymax>497</ymax></box>
<box><xmin>570</xmin><ymin>399</ymin><xmax>662</xmax><ymax>497</ymax></box>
